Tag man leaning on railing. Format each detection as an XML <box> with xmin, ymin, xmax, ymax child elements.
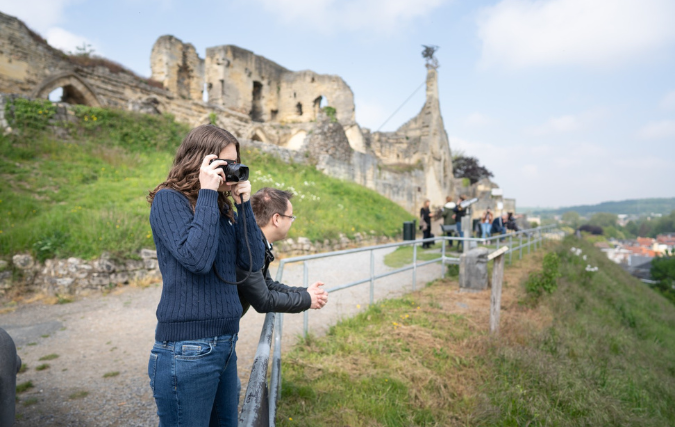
<box><xmin>236</xmin><ymin>187</ymin><xmax>328</xmax><ymax>316</ymax></box>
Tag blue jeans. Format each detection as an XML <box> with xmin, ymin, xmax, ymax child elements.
<box><xmin>148</xmin><ymin>334</ymin><xmax>239</xmax><ymax>427</ymax></box>
<box><xmin>481</xmin><ymin>223</ymin><xmax>491</xmax><ymax>239</ymax></box>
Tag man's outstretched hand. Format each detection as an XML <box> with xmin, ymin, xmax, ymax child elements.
<box><xmin>308</xmin><ymin>281</ymin><xmax>328</xmax><ymax>309</ymax></box>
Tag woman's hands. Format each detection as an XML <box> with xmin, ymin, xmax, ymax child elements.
<box><xmin>230</xmin><ymin>180</ymin><xmax>251</xmax><ymax>204</ymax></box>
<box><xmin>200</xmin><ymin>155</ymin><xmax>226</xmax><ymax>191</ymax></box>
<box><xmin>200</xmin><ymin>155</ymin><xmax>251</xmax><ymax>203</ymax></box>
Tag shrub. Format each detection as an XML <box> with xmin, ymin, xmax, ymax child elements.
<box><xmin>5</xmin><ymin>98</ymin><xmax>56</xmax><ymax>130</ymax></box>
<box><xmin>32</xmin><ymin>231</ymin><xmax>69</xmax><ymax>263</ymax></box>
<box><xmin>525</xmin><ymin>252</ymin><xmax>561</xmax><ymax>297</ymax></box>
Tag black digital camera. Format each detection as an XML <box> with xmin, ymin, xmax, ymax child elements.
<box><xmin>209</xmin><ymin>158</ymin><xmax>250</xmax><ymax>182</ymax></box>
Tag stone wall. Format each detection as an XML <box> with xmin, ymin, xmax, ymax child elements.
<box><xmin>0</xmin><ymin>234</ymin><xmax>399</xmax><ymax>297</ymax></box>
<box><xmin>365</xmin><ymin>68</ymin><xmax>454</xmax><ymax>208</ymax></box>
<box><xmin>1</xmin><ymin>250</ymin><xmax>161</xmax><ymax>297</ymax></box>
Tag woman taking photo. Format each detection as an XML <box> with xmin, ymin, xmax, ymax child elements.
<box><xmin>146</xmin><ymin>124</ymin><xmax>265</xmax><ymax>426</ymax></box>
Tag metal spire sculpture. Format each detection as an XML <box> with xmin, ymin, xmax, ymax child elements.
<box><xmin>422</xmin><ymin>45</ymin><xmax>439</xmax><ymax>69</ymax></box>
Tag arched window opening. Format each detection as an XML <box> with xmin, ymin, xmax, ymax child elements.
<box><xmin>313</xmin><ymin>95</ymin><xmax>328</xmax><ymax>119</ymax></box>
<box><xmin>48</xmin><ymin>87</ymin><xmax>63</xmax><ymax>102</ymax></box>
<box><xmin>250</xmin><ymin>81</ymin><xmax>263</xmax><ymax>122</ymax></box>
<box><xmin>296</xmin><ymin>102</ymin><xmax>303</xmax><ymax>116</ymax></box>
<box><xmin>202</xmin><ymin>83</ymin><xmax>209</xmax><ymax>103</ymax></box>
<box><xmin>251</xmin><ymin>133</ymin><xmax>263</xmax><ymax>142</ymax></box>
<box><xmin>47</xmin><ymin>85</ymin><xmax>89</xmax><ymax>105</ymax></box>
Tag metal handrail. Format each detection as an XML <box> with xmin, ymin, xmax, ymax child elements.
<box><xmin>238</xmin><ymin>224</ymin><xmax>561</xmax><ymax>426</ymax></box>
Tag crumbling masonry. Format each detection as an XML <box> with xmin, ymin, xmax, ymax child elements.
<box><xmin>0</xmin><ymin>11</ymin><xmax>512</xmax><ymax>214</ymax></box>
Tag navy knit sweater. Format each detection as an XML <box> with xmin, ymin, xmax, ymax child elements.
<box><xmin>149</xmin><ymin>188</ymin><xmax>265</xmax><ymax>341</ymax></box>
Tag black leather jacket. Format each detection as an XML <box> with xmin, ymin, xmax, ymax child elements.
<box><xmin>237</xmin><ymin>238</ymin><xmax>311</xmax><ymax>316</ymax></box>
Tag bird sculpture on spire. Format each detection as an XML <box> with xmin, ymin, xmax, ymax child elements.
<box><xmin>422</xmin><ymin>45</ymin><xmax>439</xmax><ymax>69</ymax></box>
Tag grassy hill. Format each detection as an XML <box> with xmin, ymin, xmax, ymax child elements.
<box><xmin>523</xmin><ymin>197</ymin><xmax>675</xmax><ymax>217</ymax></box>
<box><xmin>276</xmin><ymin>237</ymin><xmax>675</xmax><ymax>426</ymax></box>
<box><xmin>0</xmin><ymin>98</ymin><xmax>413</xmax><ymax>261</ymax></box>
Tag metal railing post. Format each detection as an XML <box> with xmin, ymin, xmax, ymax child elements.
<box><xmin>508</xmin><ymin>234</ymin><xmax>512</xmax><ymax>265</ymax></box>
<box><xmin>519</xmin><ymin>233</ymin><xmax>523</xmax><ymax>260</ymax></box>
<box><xmin>303</xmin><ymin>261</ymin><xmax>309</xmax><ymax>336</ymax></box>
<box><xmin>441</xmin><ymin>237</ymin><xmax>446</xmax><ymax>278</ymax></box>
<box><xmin>527</xmin><ymin>233</ymin><xmax>531</xmax><ymax>255</ymax></box>
<box><xmin>369</xmin><ymin>250</ymin><xmax>375</xmax><ymax>304</ymax></box>
<box><xmin>412</xmin><ymin>242</ymin><xmax>417</xmax><ymax>291</ymax></box>
<box><xmin>269</xmin><ymin>312</ymin><xmax>283</xmax><ymax>423</ymax></box>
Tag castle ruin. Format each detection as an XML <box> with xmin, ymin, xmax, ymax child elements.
<box><xmin>0</xmin><ymin>11</ymin><xmax>513</xmax><ymax>215</ymax></box>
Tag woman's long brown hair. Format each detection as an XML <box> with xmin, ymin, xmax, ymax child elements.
<box><xmin>147</xmin><ymin>124</ymin><xmax>241</xmax><ymax>222</ymax></box>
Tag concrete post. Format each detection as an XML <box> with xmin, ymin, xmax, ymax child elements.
<box><xmin>459</xmin><ymin>247</ymin><xmax>489</xmax><ymax>290</ymax></box>
<box><xmin>461</xmin><ymin>216</ymin><xmax>471</xmax><ymax>254</ymax></box>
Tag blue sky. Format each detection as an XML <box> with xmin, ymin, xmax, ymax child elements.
<box><xmin>2</xmin><ymin>0</ymin><xmax>674</xmax><ymax>208</ymax></box>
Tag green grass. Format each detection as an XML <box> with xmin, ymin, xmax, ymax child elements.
<box><xmin>35</xmin><ymin>364</ymin><xmax>49</xmax><ymax>371</ymax></box>
<box><xmin>383</xmin><ymin>245</ymin><xmax>443</xmax><ymax>268</ymax></box>
<box><xmin>16</xmin><ymin>381</ymin><xmax>33</xmax><ymax>393</ymax></box>
<box><xmin>103</xmin><ymin>371</ymin><xmax>119</xmax><ymax>378</ymax></box>
<box><xmin>21</xmin><ymin>397</ymin><xmax>38</xmax><ymax>406</ymax></box>
<box><xmin>0</xmin><ymin>99</ymin><xmax>413</xmax><ymax>260</ymax></box>
<box><xmin>476</xmin><ymin>238</ymin><xmax>675</xmax><ymax>426</ymax></box>
<box><xmin>275</xmin><ymin>237</ymin><xmax>675</xmax><ymax>426</ymax></box>
<box><xmin>38</xmin><ymin>353</ymin><xmax>59</xmax><ymax>361</ymax></box>
<box><xmin>68</xmin><ymin>390</ymin><xmax>89</xmax><ymax>399</ymax></box>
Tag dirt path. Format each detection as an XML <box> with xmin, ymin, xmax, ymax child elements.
<box><xmin>1</xmin><ymin>245</ymin><xmax>448</xmax><ymax>426</ymax></box>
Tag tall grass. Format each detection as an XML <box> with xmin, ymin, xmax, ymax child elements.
<box><xmin>0</xmin><ymin>100</ymin><xmax>413</xmax><ymax>260</ymax></box>
<box><xmin>275</xmin><ymin>237</ymin><xmax>675</xmax><ymax>426</ymax></box>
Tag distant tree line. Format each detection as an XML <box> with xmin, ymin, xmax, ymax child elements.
<box><xmin>560</xmin><ymin>210</ymin><xmax>675</xmax><ymax>239</ymax></box>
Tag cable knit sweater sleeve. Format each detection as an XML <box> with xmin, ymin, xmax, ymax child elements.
<box><xmin>150</xmin><ymin>189</ymin><xmax>220</xmax><ymax>275</ymax></box>
<box><xmin>234</xmin><ymin>200</ymin><xmax>265</xmax><ymax>272</ymax></box>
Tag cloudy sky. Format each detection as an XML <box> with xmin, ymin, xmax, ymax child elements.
<box><xmin>2</xmin><ymin>0</ymin><xmax>674</xmax><ymax>208</ymax></box>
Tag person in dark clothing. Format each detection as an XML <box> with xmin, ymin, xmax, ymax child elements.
<box><xmin>420</xmin><ymin>199</ymin><xmax>435</xmax><ymax>249</ymax></box>
<box><xmin>506</xmin><ymin>212</ymin><xmax>519</xmax><ymax>232</ymax></box>
<box><xmin>237</xmin><ymin>187</ymin><xmax>328</xmax><ymax>315</ymax></box>
<box><xmin>491</xmin><ymin>213</ymin><xmax>508</xmax><ymax>236</ymax></box>
<box><xmin>0</xmin><ymin>328</ymin><xmax>21</xmax><ymax>427</ymax></box>
<box><xmin>147</xmin><ymin>124</ymin><xmax>265</xmax><ymax>426</ymax></box>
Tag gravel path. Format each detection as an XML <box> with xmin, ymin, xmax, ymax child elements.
<box><xmin>1</xmin><ymin>244</ymin><xmax>447</xmax><ymax>426</ymax></box>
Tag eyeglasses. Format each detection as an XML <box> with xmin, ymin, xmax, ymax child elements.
<box><xmin>276</xmin><ymin>213</ymin><xmax>296</xmax><ymax>222</ymax></box>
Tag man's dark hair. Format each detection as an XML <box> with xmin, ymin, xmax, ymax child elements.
<box><xmin>251</xmin><ymin>187</ymin><xmax>294</xmax><ymax>228</ymax></box>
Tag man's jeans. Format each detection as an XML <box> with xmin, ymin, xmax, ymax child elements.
<box><xmin>148</xmin><ymin>334</ymin><xmax>239</xmax><ymax>427</ymax></box>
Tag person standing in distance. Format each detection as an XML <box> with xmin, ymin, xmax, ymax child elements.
<box><xmin>147</xmin><ymin>124</ymin><xmax>265</xmax><ymax>426</ymax></box>
<box><xmin>420</xmin><ymin>199</ymin><xmax>435</xmax><ymax>249</ymax></box>
<box><xmin>237</xmin><ymin>187</ymin><xmax>328</xmax><ymax>315</ymax></box>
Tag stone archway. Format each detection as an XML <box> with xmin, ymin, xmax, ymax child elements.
<box><xmin>32</xmin><ymin>72</ymin><xmax>103</xmax><ymax>107</ymax></box>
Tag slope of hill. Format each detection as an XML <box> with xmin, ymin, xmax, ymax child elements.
<box><xmin>275</xmin><ymin>237</ymin><xmax>675</xmax><ymax>426</ymax></box>
<box><xmin>0</xmin><ymin>98</ymin><xmax>413</xmax><ymax>260</ymax></box>
<box><xmin>525</xmin><ymin>198</ymin><xmax>675</xmax><ymax>217</ymax></box>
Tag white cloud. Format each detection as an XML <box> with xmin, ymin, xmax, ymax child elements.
<box><xmin>0</xmin><ymin>0</ymin><xmax>79</xmax><ymax>32</ymax></box>
<box><xmin>661</xmin><ymin>90</ymin><xmax>675</xmax><ymax>109</ymax></box>
<box><xmin>250</xmin><ymin>0</ymin><xmax>447</xmax><ymax>34</ymax></box>
<box><xmin>464</xmin><ymin>112</ymin><xmax>491</xmax><ymax>127</ymax></box>
<box><xmin>46</xmin><ymin>27</ymin><xmax>100</xmax><ymax>55</ymax></box>
<box><xmin>477</xmin><ymin>0</ymin><xmax>675</xmax><ymax>70</ymax></box>
<box><xmin>637</xmin><ymin>119</ymin><xmax>675</xmax><ymax>139</ymax></box>
<box><xmin>526</xmin><ymin>109</ymin><xmax>607</xmax><ymax>136</ymax></box>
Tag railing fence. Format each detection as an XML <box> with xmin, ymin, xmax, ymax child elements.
<box><xmin>238</xmin><ymin>224</ymin><xmax>563</xmax><ymax>426</ymax></box>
